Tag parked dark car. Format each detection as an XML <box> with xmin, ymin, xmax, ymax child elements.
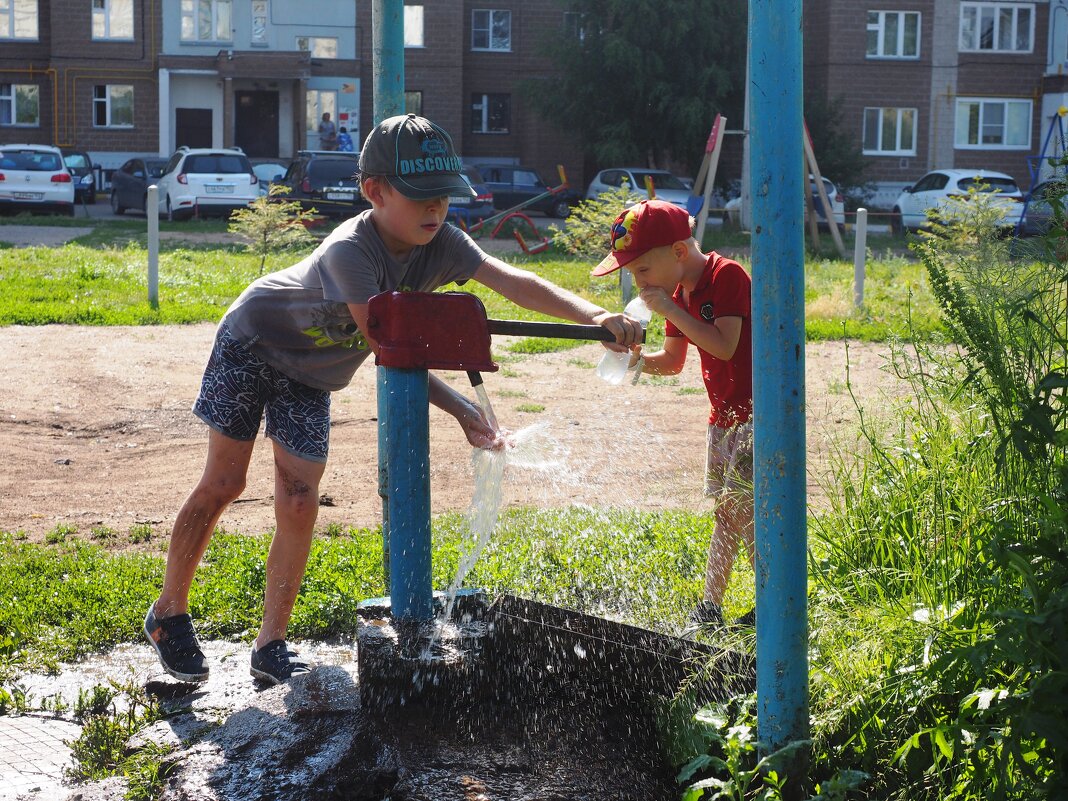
<box><xmin>447</xmin><ymin>165</ymin><xmax>495</xmax><ymax>228</ymax></box>
<box><xmin>472</xmin><ymin>163</ymin><xmax>580</xmax><ymax>218</ymax></box>
<box><xmin>109</xmin><ymin>157</ymin><xmax>168</xmax><ymax>215</ymax></box>
<box><xmin>279</xmin><ymin>150</ymin><xmax>364</xmax><ymax>218</ymax></box>
<box><xmin>1018</xmin><ymin>179</ymin><xmax>1067</xmax><ymax>236</ymax></box>
<box><xmin>61</xmin><ymin>149</ymin><xmax>96</xmax><ymax>204</ymax></box>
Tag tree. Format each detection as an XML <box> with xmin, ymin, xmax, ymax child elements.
<box><xmin>227</xmin><ymin>185</ymin><xmax>319</xmax><ymax>275</ymax></box>
<box><xmin>804</xmin><ymin>93</ymin><xmax>870</xmax><ymax>201</ymax></box>
<box><xmin>524</xmin><ymin>0</ymin><xmax>746</xmax><ymax>174</ymax></box>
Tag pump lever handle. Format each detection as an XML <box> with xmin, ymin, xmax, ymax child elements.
<box><xmin>486</xmin><ymin>319</ymin><xmax>646</xmax><ymax>344</ymax></box>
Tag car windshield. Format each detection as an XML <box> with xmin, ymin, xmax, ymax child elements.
<box><xmin>64</xmin><ymin>154</ymin><xmax>91</xmax><ymax>169</ymax></box>
<box><xmin>184</xmin><ymin>155</ymin><xmax>251</xmax><ymax>174</ymax></box>
<box><xmin>630</xmin><ymin>171</ymin><xmax>688</xmax><ymax>191</ymax></box>
<box><xmin>308</xmin><ymin>160</ymin><xmax>359</xmax><ymax>185</ymax></box>
<box><xmin>957</xmin><ymin>177</ymin><xmax>1019</xmax><ymax>194</ymax></box>
<box><xmin>146</xmin><ymin>161</ymin><xmax>166</xmax><ymax>178</ymax></box>
<box><xmin>0</xmin><ymin>151</ymin><xmax>62</xmax><ymax>171</ymax></box>
<box><xmin>463</xmin><ymin>166</ymin><xmax>484</xmax><ymax>184</ymax></box>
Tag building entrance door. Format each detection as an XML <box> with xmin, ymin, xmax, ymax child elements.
<box><xmin>175</xmin><ymin>108</ymin><xmax>212</xmax><ymax>149</ymax></box>
<box><xmin>235</xmin><ymin>91</ymin><xmax>279</xmax><ymax>157</ymax></box>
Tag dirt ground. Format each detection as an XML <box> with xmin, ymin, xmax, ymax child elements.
<box><xmin>0</xmin><ymin>322</ymin><xmax>903</xmax><ymax>545</ymax></box>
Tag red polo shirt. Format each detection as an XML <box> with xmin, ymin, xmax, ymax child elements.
<box><xmin>665</xmin><ymin>251</ymin><xmax>753</xmax><ymax>427</ymax></box>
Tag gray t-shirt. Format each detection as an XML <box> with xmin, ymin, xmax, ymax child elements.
<box><xmin>224</xmin><ymin>210</ymin><xmax>487</xmax><ymax>391</ymax></box>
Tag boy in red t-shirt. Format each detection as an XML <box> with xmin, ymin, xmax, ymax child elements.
<box><xmin>593</xmin><ymin>200</ymin><xmax>754</xmax><ymax>632</ymax></box>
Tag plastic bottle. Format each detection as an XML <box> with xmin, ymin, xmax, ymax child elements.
<box><xmin>596</xmin><ymin>296</ymin><xmax>651</xmax><ymax>385</ymax></box>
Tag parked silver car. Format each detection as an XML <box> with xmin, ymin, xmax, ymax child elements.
<box><xmin>0</xmin><ymin>144</ymin><xmax>76</xmax><ymax>216</ymax></box>
<box><xmin>585</xmin><ymin>167</ymin><xmax>692</xmax><ymax>209</ymax></box>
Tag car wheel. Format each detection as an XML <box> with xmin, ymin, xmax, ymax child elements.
<box><xmin>166</xmin><ymin>198</ymin><xmax>178</xmax><ymax>222</ymax></box>
<box><xmin>111</xmin><ymin>191</ymin><xmax>126</xmax><ymax>215</ymax></box>
<box><xmin>550</xmin><ymin>198</ymin><xmax>572</xmax><ymax>219</ymax></box>
<box><xmin>890</xmin><ymin>208</ymin><xmax>904</xmax><ymax>236</ymax></box>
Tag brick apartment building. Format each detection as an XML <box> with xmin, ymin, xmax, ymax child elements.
<box><xmin>4</xmin><ymin>1</ymin><xmax>1068</xmax><ymax>203</ymax></box>
<box><xmin>0</xmin><ymin>0</ymin><xmax>583</xmax><ymax>190</ymax></box>
<box><xmin>806</xmin><ymin>0</ymin><xmax>1068</xmax><ymax>207</ymax></box>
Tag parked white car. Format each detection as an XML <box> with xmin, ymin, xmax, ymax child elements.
<box><xmin>891</xmin><ymin>169</ymin><xmax>1022</xmax><ymax>234</ymax></box>
<box><xmin>585</xmin><ymin>167</ymin><xmax>692</xmax><ymax>209</ymax></box>
<box><xmin>0</xmin><ymin>144</ymin><xmax>75</xmax><ymax>216</ymax></box>
<box><xmin>155</xmin><ymin>146</ymin><xmax>259</xmax><ymax>221</ymax></box>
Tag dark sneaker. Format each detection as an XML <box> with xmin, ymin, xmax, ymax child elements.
<box><xmin>143</xmin><ymin>604</ymin><xmax>209</xmax><ymax>683</ymax></box>
<box><xmin>733</xmin><ymin>608</ymin><xmax>757</xmax><ymax>628</ymax></box>
<box><xmin>250</xmin><ymin>640</ymin><xmax>312</xmax><ymax>685</ymax></box>
<box><xmin>681</xmin><ymin>600</ymin><xmax>724</xmax><ymax>639</ymax></box>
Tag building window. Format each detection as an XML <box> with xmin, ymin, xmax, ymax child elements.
<box><xmin>0</xmin><ymin>83</ymin><xmax>39</xmax><ymax>125</ymax></box>
<box><xmin>563</xmin><ymin>11</ymin><xmax>589</xmax><ymax>44</ymax></box>
<box><xmin>180</xmin><ymin>0</ymin><xmax>231</xmax><ymax>42</ymax></box>
<box><xmin>92</xmin><ymin>0</ymin><xmax>134</xmax><ymax>40</ymax></box>
<box><xmin>404</xmin><ymin>5</ymin><xmax>424</xmax><ymax>47</ymax></box>
<box><xmin>251</xmin><ymin>0</ymin><xmax>267</xmax><ymax>45</ymax></box>
<box><xmin>297</xmin><ymin>36</ymin><xmax>337</xmax><ymax>58</ymax></box>
<box><xmin>93</xmin><ymin>84</ymin><xmax>134</xmax><ymax>127</ymax></box>
<box><xmin>960</xmin><ymin>2</ymin><xmax>1033</xmax><ymax>53</ymax></box>
<box><xmin>866</xmin><ymin>11</ymin><xmax>919</xmax><ymax>58</ymax></box>
<box><xmin>955</xmin><ymin>98</ymin><xmax>1031</xmax><ymax>148</ymax></box>
<box><xmin>472</xmin><ymin>9</ymin><xmax>511</xmax><ymax>51</ymax></box>
<box><xmin>471</xmin><ymin>93</ymin><xmax>509</xmax><ymax>133</ymax></box>
<box><xmin>306</xmin><ymin>90</ymin><xmax>337</xmax><ymax>136</ymax></box>
<box><xmin>863</xmin><ymin>107</ymin><xmax>917</xmax><ymax>155</ymax></box>
<box><xmin>404</xmin><ymin>90</ymin><xmax>422</xmax><ymax>115</ymax></box>
<box><xmin>0</xmin><ymin>0</ymin><xmax>38</xmax><ymax>39</ymax></box>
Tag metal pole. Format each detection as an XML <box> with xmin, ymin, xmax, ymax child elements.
<box><xmin>379</xmin><ymin>366</ymin><xmax>434</xmax><ymax>621</ymax></box>
<box><xmin>147</xmin><ymin>185</ymin><xmax>159</xmax><ymax>310</ymax></box>
<box><xmin>371</xmin><ymin>0</ymin><xmax>405</xmax><ymax>123</ymax></box>
<box><xmin>853</xmin><ymin>208</ymin><xmax>868</xmax><ymax>309</ymax></box>
<box><xmin>377</xmin><ymin>367</ymin><xmax>391</xmax><ymax>587</ymax></box>
<box><xmin>749</xmin><ymin>0</ymin><xmax>810</xmax><ymax>774</ymax></box>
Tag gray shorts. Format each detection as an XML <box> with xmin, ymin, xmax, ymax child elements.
<box><xmin>193</xmin><ymin>325</ymin><xmax>331</xmax><ymax>463</ymax></box>
<box><xmin>705</xmin><ymin>421</ymin><xmax>754</xmax><ymax>499</ymax></box>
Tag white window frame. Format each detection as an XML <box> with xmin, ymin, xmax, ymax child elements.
<box><xmin>404</xmin><ymin>5</ymin><xmax>424</xmax><ymax>47</ymax></box>
<box><xmin>0</xmin><ymin>0</ymin><xmax>38</xmax><ymax>39</ymax></box>
<box><xmin>471</xmin><ymin>92</ymin><xmax>510</xmax><ymax>134</ymax></box>
<box><xmin>92</xmin><ymin>0</ymin><xmax>134</xmax><ymax>41</ymax></box>
<box><xmin>960</xmin><ymin>2</ymin><xmax>1034</xmax><ymax>53</ymax></box>
<box><xmin>250</xmin><ymin>0</ymin><xmax>267</xmax><ymax>45</ymax></box>
<box><xmin>180</xmin><ymin>0</ymin><xmax>232</xmax><ymax>43</ymax></box>
<box><xmin>472</xmin><ymin>9</ymin><xmax>511</xmax><ymax>52</ymax></box>
<box><xmin>93</xmin><ymin>84</ymin><xmax>134</xmax><ymax>128</ymax></box>
<box><xmin>0</xmin><ymin>83</ymin><xmax>40</xmax><ymax>126</ymax></box>
<box><xmin>296</xmin><ymin>36</ymin><xmax>337</xmax><ymax>59</ymax></box>
<box><xmin>863</xmin><ymin>107</ymin><xmax>917</xmax><ymax>155</ymax></box>
<box><xmin>866</xmin><ymin>11</ymin><xmax>920</xmax><ymax>58</ymax></box>
<box><xmin>954</xmin><ymin>97</ymin><xmax>1032</xmax><ymax>149</ymax></box>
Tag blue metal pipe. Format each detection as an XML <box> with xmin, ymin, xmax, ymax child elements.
<box><xmin>749</xmin><ymin>0</ymin><xmax>810</xmax><ymax>756</ymax></box>
<box><xmin>378</xmin><ymin>366</ymin><xmax>434</xmax><ymax>621</ymax></box>
<box><xmin>371</xmin><ymin>0</ymin><xmax>405</xmax><ymax>122</ymax></box>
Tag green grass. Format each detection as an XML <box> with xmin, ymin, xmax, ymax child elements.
<box><xmin>0</xmin><ymin>507</ymin><xmax>740</xmax><ymax>674</ymax></box>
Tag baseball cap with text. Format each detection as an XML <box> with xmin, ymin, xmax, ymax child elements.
<box><xmin>358</xmin><ymin>114</ymin><xmax>476</xmax><ymax>200</ymax></box>
<box><xmin>592</xmin><ymin>200</ymin><xmax>694</xmax><ymax>276</ymax></box>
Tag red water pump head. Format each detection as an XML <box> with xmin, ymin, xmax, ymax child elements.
<box><xmin>365</xmin><ymin>291</ymin><xmax>498</xmax><ymax>372</ymax></box>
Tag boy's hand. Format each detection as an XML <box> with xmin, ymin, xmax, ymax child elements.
<box><xmin>592</xmin><ymin>310</ymin><xmax>643</xmax><ymax>350</ymax></box>
<box><xmin>639</xmin><ymin>286</ymin><xmax>675</xmax><ymax>316</ymax></box>
<box><xmin>455</xmin><ymin>401</ymin><xmax>508</xmax><ymax>451</ymax></box>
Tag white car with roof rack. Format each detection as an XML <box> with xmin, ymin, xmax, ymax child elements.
<box><xmin>155</xmin><ymin>146</ymin><xmax>259</xmax><ymax>221</ymax></box>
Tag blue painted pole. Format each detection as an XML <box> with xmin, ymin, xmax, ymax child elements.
<box><xmin>378</xmin><ymin>366</ymin><xmax>434</xmax><ymax>621</ymax></box>
<box><xmin>749</xmin><ymin>0</ymin><xmax>810</xmax><ymax>761</ymax></box>
<box><xmin>371</xmin><ymin>0</ymin><xmax>405</xmax><ymax>122</ymax></box>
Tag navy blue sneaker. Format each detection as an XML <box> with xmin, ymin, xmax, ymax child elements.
<box><xmin>143</xmin><ymin>604</ymin><xmax>209</xmax><ymax>683</ymax></box>
<box><xmin>250</xmin><ymin>640</ymin><xmax>311</xmax><ymax>685</ymax></box>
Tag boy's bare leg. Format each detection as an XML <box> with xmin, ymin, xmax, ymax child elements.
<box><xmin>155</xmin><ymin>429</ymin><xmax>257</xmax><ymax>617</ymax></box>
<box><xmin>703</xmin><ymin>493</ymin><xmax>755</xmax><ymax>604</ymax></box>
<box><xmin>255</xmin><ymin>442</ymin><xmax>326</xmax><ymax>648</ymax></box>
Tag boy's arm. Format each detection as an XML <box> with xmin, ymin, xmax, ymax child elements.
<box><xmin>640</xmin><ymin>286</ymin><xmax>742</xmax><ymax>361</ymax></box>
<box><xmin>638</xmin><ymin>335</ymin><xmax>689</xmax><ymax>376</ymax></box>
<box><xmin>348</xmin><ymin>302</ymin><xmax>501</xmax><ymax>449</ymax></box>
<box><xmin>473</xmin><ymin>256</ymin><xmax>642</xmax><ymax>349</ymax></box>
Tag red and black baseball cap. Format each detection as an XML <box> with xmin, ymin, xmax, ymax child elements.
<box><xmin>592</xmin><ymin>200</ymin><xmax>694</xmax><ymax>276</ymax></box>
<box><xmin>358</xmin><ymin>114</ymin><xmax>476</xmax><ymax>200</ymax></box>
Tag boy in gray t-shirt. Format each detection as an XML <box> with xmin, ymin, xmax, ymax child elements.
<box><xmin>144</xmin><ymin>114</ymin><xmax>644</xmax><ymax>686</ymax></box>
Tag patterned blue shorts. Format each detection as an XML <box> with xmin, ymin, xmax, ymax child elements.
<box><xmin>193</xmin><ymin>325</ymin><xmax>331</xmax><ymax>463</ymax></box>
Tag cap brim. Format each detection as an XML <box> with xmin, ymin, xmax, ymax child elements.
<box><xmin>592</xmin><ymin>249</ymin><xmax>641</xmax><ymax>277</ymax></box>
<box><xmin>386</xmin><ymin>172</ymin><xmax>476</xmax><ymax>201</ymax></box>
